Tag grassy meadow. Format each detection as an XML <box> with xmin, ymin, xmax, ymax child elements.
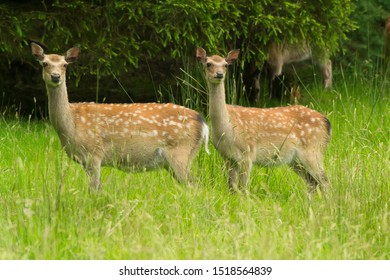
<box><xmin>0</xmin><ymin>65</ymin><xmax>389</xmax><ymax>260</ymax></box>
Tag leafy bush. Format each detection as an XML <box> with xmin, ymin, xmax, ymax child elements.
<box><xmin>341</xmin><ymin>0</ymin><xmax>390</xmax><ymax>69</ymax></box>
<box><xmin>1</xmin><ymin>0</ymin><xmax>355</xmax><ymax>73</ymax></box>
<box><xmin>0</xmin><ymin>0</ymin><xmax>356</xmax><ymax>115</ymax></box>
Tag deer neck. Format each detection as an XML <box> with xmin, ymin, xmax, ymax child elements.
<box><xmin>207</xmin><ymin>81</ymin><xmax>233</xmax><ymax>138</ymax></box>
<box><xmin>46</xmin><ymin>82</ymin><xmax>75</xmax><ymax>141</ymax></box>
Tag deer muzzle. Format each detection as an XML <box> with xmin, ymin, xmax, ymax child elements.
<box><xmin>51</xmin><ymin>73</ymin><xmax>61</xmax><ymax>83</ymax></box>
<box><xmin>215</xmin><ymin>72</ymin><xmax>224</xmax><ymax>79</ymax></box>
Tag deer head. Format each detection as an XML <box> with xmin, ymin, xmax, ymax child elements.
<box><xmin>31</xmin><ymin>42</ymin><xmax>80</xmax><ymax>88</ymax></box>
<box><xmin>196</xmin><ymin>47</ymin><xmax>240</xmax><ymax>84</ymax></box>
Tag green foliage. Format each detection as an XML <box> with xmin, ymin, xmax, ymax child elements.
<box><xmin>0</xmin><ymin>0</ymin><xmax>358</xmax><ymax>115</ymax></box>
<box><xmin>341</xmin><ymin>0</ymin><xmax>390</xmax><ymax>69</ymax></box>
<box><xmin>0</xmin><ymin>0</ymin><xmax>355</xmax><ymax>75</ymax></box>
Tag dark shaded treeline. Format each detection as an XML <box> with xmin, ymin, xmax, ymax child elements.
<box><xmin>1</xmin><ymin>0</ymin><xmax>387</xmax><ymax>117</ymax></box>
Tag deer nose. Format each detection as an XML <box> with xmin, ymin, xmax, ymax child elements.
<box><xmin>51</xmin><ymin>73</ymin><xmax>60</xmax><ymax>83</ymax></box>
<box><xmin>215</xmin><ymin>72</ymin><xmax>224</xmax><ymax>79</ymax></box>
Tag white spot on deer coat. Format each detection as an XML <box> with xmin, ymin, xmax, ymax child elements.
<box><xmin>139</xmin><ymin>130</ymin><xmax>158</xmax><ymax>138</ymax></box>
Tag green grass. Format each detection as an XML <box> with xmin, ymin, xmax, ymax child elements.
<box><xmin>0</xmin><ymin>68</ymin><xmax>389</xmax><ymax>260</ymax></box>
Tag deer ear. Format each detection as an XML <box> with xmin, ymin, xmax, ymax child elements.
<box><xmin>31</xmin><ymin>42</ymin><xmax>45</xmax><ymax>61</ymax></box>
<box><xmin>65</xmin><ymin>47</ymin><xmax>80</xmax><ymax>63</ymax></box>
<box><xmin>225</xmin><ymin>49</ymin><xmax>240</xmax><ymax>64</ymax></box>
<box><xmin>196</xmin><ymin>47</ymin><xmax>207</xmax><ymax>63</ymax></box>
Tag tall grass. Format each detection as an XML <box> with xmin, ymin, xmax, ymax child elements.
<box><xmin>0</xmin><ymin>61</ymin><xmax>389</xmax><ymax>260</ymax></box>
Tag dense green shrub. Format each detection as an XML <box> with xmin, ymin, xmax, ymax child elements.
<box><xmin>0</xmin><ymin>0</ymin><xmax>359</xmax><ymax>115</ymax></box>
<box><xmin>1</xmin><ymin>0</ymin><xmax>355</xmax><ymax>73</ymax></box>
<box><xmin>342</xmin><ymin>0</ymin><xmax>390</xmax><ymax>69</ymax></box>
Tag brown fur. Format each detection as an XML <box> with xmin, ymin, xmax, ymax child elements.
<box><xmin>31</xmin><ymin>42</ymin><xmax>209</xmax><ymax>190</ymax></box>
<box><xmin>267</xmin><ymin>42</ymin><xmax>332</xmax><ymax>99</ymax></box>
<box><xmin>197</xmin><ymin>47</ymin><xmax>330</xmax><ymax>194</ymax></box>
<box><xmin>244</xmin><ymin>41</ymin><xmax>332</xmax><ymax>102</ymax></box>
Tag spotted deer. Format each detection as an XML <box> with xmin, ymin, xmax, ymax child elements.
<box><xmin>245</xmin><ymin>42</ymin><xmax>332</xmax><ymax>101</ymax></box>
<box><xmin>197</xmin><ymin>47</ymin><xmax>331</xmax><ymax>193</ymax></box>
<box><xmin>267</xmin><ymin>41</ymin><xmax>332</xmax><ymax>99</ymax></box>
<box><xmin>31</xmin><ymin>42</ymin><xmax>209</xmax><ymax>190</ymax></box>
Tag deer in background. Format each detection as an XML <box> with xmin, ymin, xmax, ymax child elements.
<box><xmin>246</xmin><ymin>42</ymin><xmax>332</xmax><ymax>101</ymax></box>
<box><xmin>197</xmin><ymin>47</ymin><xmax>331</xmax><ymax>194</ymax></box>
<box><xmin>31</xmin><ymin>42</ymin><xmax>209</xmax><ymax>190</ymax></box>
<box><xmin>267</xmin><ymin>41</ymin><xmax>332</xmax><ymax>99</ymax></box>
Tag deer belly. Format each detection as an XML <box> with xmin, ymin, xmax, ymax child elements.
<box><xmin>255</xmin><ymin>144</ymin><xmax>297</xmax><ymax>166</ymax></box>
<box><xmin>102</xmin><ymin>146</ymin><xmax>166</xmax><ymax>172</ymax></box>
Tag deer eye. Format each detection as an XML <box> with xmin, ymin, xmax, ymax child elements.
<box><xmin>206</xmin><ymin>63</ymin><xmax>212</xmax><ymax>67</ymax></box>
<box><xmin>224</xmin><ymin>64</ymin><xmax>228</xmax><ymax>68</ymax></box>
<box><xmin>64</xmin><ymin>63</ymin><xmax>68</xmax><ymax>68</ymax></box>
<box><xmin>42</xmin><ymin>62</ymin><xmax>48</xmax><ymax>67</ymax></box>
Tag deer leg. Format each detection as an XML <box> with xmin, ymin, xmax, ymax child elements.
<box><xmin>225</xmin><ymin>159</ymin><xmax>239</xmax><ymax>192</ymax></box>
<box><xmin>162</xmin><ymin>148</ymin><xmax>190</xmax><ymax>184</ymax></box>
<box><xmin>321</xmin><ymin>58</ymin><xmax>332</xmax><ymax>89</ymax></box>
<box><xmin>268</xmin><ymin>65</ymin><xmax>275</xmax><ymax>100</ymax></box>
<box><xmin>84</xmin><ymin>156</ymin><xmax>102</xmax><ymax>190</ymax></box>
<box><xmin>237</xmin><ymin>159</ymin><xmax>252</xmax><ymax>195</ymax></box>
<box><xmin>252</xmin><ymin>70</ymin><xmax>261</xmax><ymax>103</ymax></box>
<box><xmin>293</xmin><ymin>154</ymin><xmax>329</xmax><ymax>194</ymax></box>
<box><xmin>268</xmin><ymin>61</ymin><xmax>283</xmax><ymax>99</ymax></box>
<box><xmin>238</xmin><ymin>158</ymin><xmax>253</xmax><ymax>188</ymax></box>
<box><xmin>226</xmin><ymin>158</ymin><xmax>252</xmax><ymax>193</ymax></box>
<box><xmin>292</xmin><ymin>163</ymin><xmax>319</xmax><ymax>194</ymax></box>
<box><xmin>243</xmin><ymin>61</ymin><xmax>261</xmax><ymax>103</ymax></box>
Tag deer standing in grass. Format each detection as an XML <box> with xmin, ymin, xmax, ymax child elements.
<box><xmin>197</xmin><ymin>47</ymin><xmax>331</xmax><ymax>193</ymax></box>
<box><xmin>267</xmin><ymin>41</ymin><xmax>332</xmax><ymax>99</ymax></box>
<box><xmin>31</xmin><ymin>42</ymin><xmax>209</xmax><ymax>190</ymax></box>
<box><xmin>246</xmin><ymin>42</ymin><xmax>332</xmax><ymax>101</ymax></box>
